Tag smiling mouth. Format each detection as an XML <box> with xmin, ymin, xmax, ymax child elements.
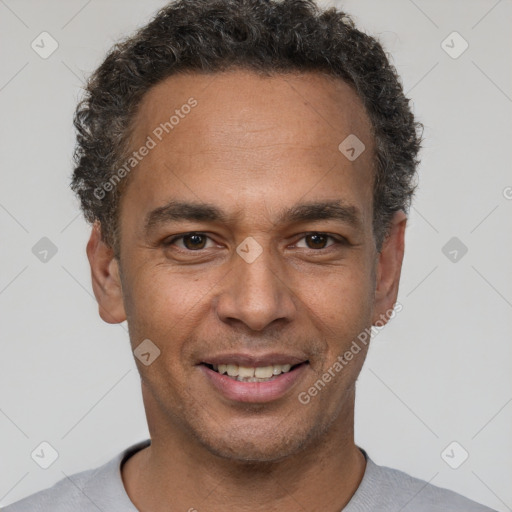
<box><xmin>202</xmin><ymin>362</ymin><xmax>307</xmax><ymax>382</ymax></box>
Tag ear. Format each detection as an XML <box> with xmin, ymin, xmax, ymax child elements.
<box><xmin>372</xmin><ymin>211</ymin><xmax>407</xmax><ymax>325</ymax></box>
<box><xmin>86</xmin><ymin>222</ymin><xmax>126</xmax><ymax>324</ymax></box>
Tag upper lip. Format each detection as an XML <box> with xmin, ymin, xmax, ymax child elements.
<box><xmin>200</xmin><ymin>353</ymin><xmax>309</xmax><ymax>367</ymax></box>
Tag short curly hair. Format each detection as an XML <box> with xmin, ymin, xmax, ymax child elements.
<box><xmin>71</xmin><ymin>0</ymin><xmax>422</xmax><ymax>257</ymax></box>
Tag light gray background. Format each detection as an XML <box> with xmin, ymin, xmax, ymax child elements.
<box><xmin>0</xmin><ymin>0</ymin><xmax>511</xmax><ymax>510</ymax></box>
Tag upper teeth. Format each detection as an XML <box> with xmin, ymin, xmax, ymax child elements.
<box><xmin>213</xmin><ymin>363</ymin><xmax>292</xmax><ymax>379</ymax></box>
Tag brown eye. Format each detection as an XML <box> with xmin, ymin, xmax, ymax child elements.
<box><xmin>305</xmin><ymin>233</ymin><xmax>329</xmax><ymax>249</ymax></box>
<box><xmin>165</xmin><ymin>233</ymin><xmax>214</xmax><ymax>251</ymax></box>
<box><xmin>294</xmin><ymin>232</ymin><xmax>344</xmax><ymax>251</ymax></box>
<box><xmin>182</xmin><ymin>234</ymin><xmax>207</xmax><ymax>250</ymax></box>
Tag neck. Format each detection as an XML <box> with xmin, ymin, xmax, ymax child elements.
<box><xmin>122</xmin><ymin>392</ymin><xmax>366</xmax><ymax>512</ymax></box>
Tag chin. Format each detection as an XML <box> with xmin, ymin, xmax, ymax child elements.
<box><xmin>192</xmin><ymin>419</ymin><xmax>319</xmax><ymax>464</ymax></box>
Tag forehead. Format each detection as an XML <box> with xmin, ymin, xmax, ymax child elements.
<box><xmin>132</xmin><ymin>69</ymin><xmax>372</xmax><ymax>150</ymax></box>
<box><xmin>121</xmin><ymin>69</ymin><xmax>375</xmax><ymax>228</ymax></box>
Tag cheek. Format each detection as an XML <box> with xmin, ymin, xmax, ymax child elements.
<box><xmin>300</xmin><ymin>264</ymin><xmax>375</xmax><ymax>351</ymax></box>
<box><xmin>310</xmin><ymin>263</ymin><xmax>374</xmax><ymax>316</ymax></box>
<box><xmin>123</xmin><ymin>264</ymin><xmax>214</xmax><ymax>345</ymax></box>
<box><xmin>122</xmin><ymin>246</ymin><xmax>376</xmax><ymax>353</ymax></box>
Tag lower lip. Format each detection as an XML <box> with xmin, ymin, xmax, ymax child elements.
<box><xmin>199</xmin><ymin>363</ymin><xmax>308</xmax><ymax>403</ymax></box>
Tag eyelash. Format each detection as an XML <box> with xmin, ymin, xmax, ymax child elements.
<box><xmin>163</xmin><ymin>232</ymin><xmax>347</xmax><ymax>251</ymax></box>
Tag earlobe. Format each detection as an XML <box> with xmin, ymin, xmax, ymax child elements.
<box><xmin>86</xmin><ymin>222</ymin><xmax>127</xmax><ymax>324</ymax></box>
<box><xmin>372</xmin><ymin>211</ymin><xmax>407</xmax><ymax>325</ymax></box>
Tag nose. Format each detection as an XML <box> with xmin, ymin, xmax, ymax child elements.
<box><xmin>214</xmin><ymin>245</ymin><xmax>297</xmax><ymax>332</ymax></box>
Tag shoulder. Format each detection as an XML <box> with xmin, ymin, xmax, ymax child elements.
<box><xmin>1</xmin><ymin>440</ymin><xmax>149</xmax><ymax>512</ymax></box>
<box><xmin>1</xmin><ymin>464</ymin><xmax>105</xmax><ymax>512</ymax></box>
<box><xmin>345</xmin><ymin>452</ymin><xmax>497</xmax><ymax>512</ymax></box>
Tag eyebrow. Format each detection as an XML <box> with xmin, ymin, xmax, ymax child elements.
<box><xmin>144</xmin><ymin>199</ymin><xmax>362</xmax><ymax>233</ymax></box>
<box><xmin>279</xmin><ymin>201</ymin><xmax>361</xmax><ymax>229</ymax></box>
<box><xmin>144</xmin><ymin>201</ymin><xmax>229</xmax><ymax>233</ymax></box>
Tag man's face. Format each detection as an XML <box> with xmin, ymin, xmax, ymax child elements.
<box><xmin>95</xmin><ymin>70</ymin><xmax>401</xmax><ymax>462</ymax></box>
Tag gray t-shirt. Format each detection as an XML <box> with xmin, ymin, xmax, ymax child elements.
<box><xmin>2</xmin><ymin>439</ymin><xmax>496</xmax><ymax>512</ymax></box>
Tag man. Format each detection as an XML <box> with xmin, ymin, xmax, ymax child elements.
<box><xmin>3</xmin><ymin>0</ymin><xmax>496</xmax><ymax>510</ymax></box>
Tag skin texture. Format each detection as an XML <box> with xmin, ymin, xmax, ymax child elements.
<box><xmin>87</xmin><ymin>70</ymin><xmax>406</xmax><ymax>512</ymax></box>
